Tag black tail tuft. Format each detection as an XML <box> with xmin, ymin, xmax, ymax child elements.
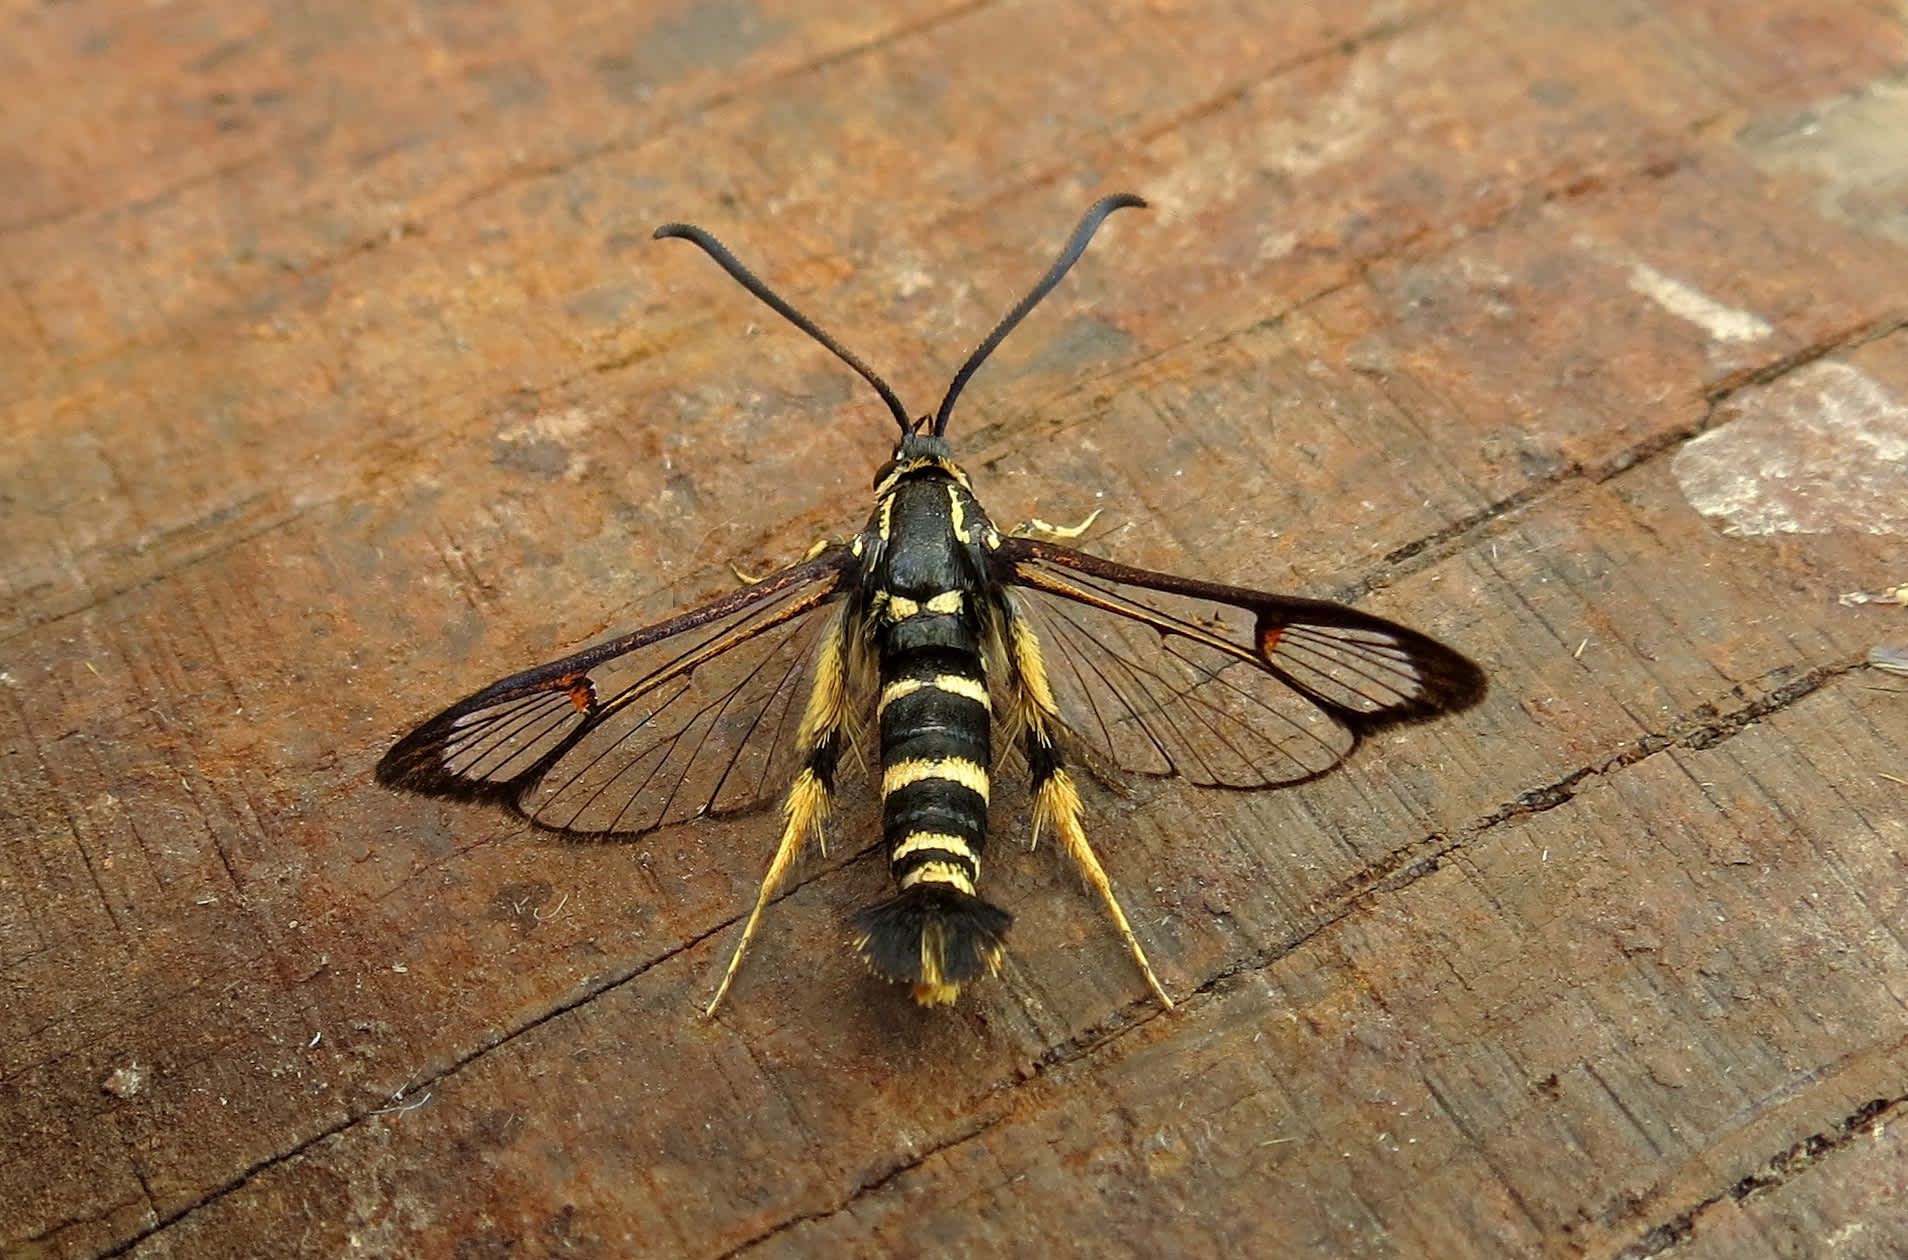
<box><xmin>849</xmin><ymin>885</ymin><xmax>1013</xmax><ymax>1007</ymax></box>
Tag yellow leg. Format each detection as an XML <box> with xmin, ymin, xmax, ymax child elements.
<box><xmin>1033</xmin><ymin>765</ymin><xmax>1174</xmax><ymax>1009</ymax></box>
<box><xmin>705</xmin><ymin>609</ymin><xmax>854</xmax><ymax>1015</ymax></box>
<box><xmin>705</xmin><ymin>769</ymin><xmax>830</xmax><ymax>1016</ymax></box>
<box><xmin>1005</xmin><ymin>603</ymin><xmax>1172</xmax><ymax>1007</ymax></box>
<box><xmin>731</xmin><ymin>537</ymin><xmax>836</xmax><ymax>586</ymax></box>
<box><xmin>1011</xmin><ymin>508</ymin><xmax>1104</xmax><ymax>540</ymax></box>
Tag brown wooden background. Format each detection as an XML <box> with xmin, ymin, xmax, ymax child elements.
<box><xmin>6</xmin><ymin>2</ymin><xmax>1908</xmax><ymax>1257</ymax></box>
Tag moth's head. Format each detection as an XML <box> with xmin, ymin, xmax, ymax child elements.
<box><xmin>872</xmin><ymin>429</ymin><xmax>963</xmax><ymax>492</ymax></box>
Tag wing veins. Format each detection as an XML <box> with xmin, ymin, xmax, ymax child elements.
<box><xmin>378</xmin><ymin>547</ymin><xmax>857</xmax><ymax>836</ymax></box>
<box><xmin>458</xmin><ymin>698</ymin><xmax>579</xmax><ymax>782</ymax></box>
<box><xmin>651</xmin><ymin>618</ymin><xmax>811</xmax><ymax>826</ymax></box>
<box><xmin>1156</xmin><ymin>642</ymin><xmax>1280</xmax><ymax>781</ymax></box>
<box><xmin>1045</xmin><ymin>600</ymin><xmax>1186</xmax><ymax>771</ymax></box>
<box><xmin>1001</xmin><ymin>535</ymin><xmax>1487</xmax><ymax>728</ymax></box>
<box><xmin>540</xmin><ymin>587</ymin><xmax>839</xmax><ymax>830</ymax></box>
<box><xmin>1273</xmin><ymin>630</ymin><xmax>1424</xmax><ymax>707</ymax></box>
<box><xmin>588</xmin><ymin>581</ymin><xmax>836</xmax><ymax>726</ymax></box>
<box><xmin>719</xmin><ymin>615</ymin><xmax>825</xmax><ymax>803</ymax></box>
<box><xmin>537</xmin><ymin>679</ymin><xmax>687</xmax><ymax>833</ymax></box>
<box><xmin>539</xmin><ymin>615</ymin><xmax>814</xmax><ymax>836</ymax></box>
<box><xmin>1017</xmin><ymin>565</ymin><xmax>1263</xmax><ymax>667</ymax></box>
<box><xmin>1167</xmin><ymin>639</ymin><xmax>1344</xmax><ymax>775</ymax></box>
<box><xmin>1001</xmin><ymin>538</ymin><xmax>1471</xmax><ymax>787</ymax></box>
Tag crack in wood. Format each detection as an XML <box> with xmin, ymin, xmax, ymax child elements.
<box><xmin>1615</xmin><ymin>1094</ymin><xmax>1906</xmax><ymax>1260</ymax></box>
<box><xmin>1594</xmin><ymin>310</ymin><xmax>1908</xmax><ymax>485</ymax></box>
<box><xmin>1126</xmin><ymin>9</ymin><xmax>1434</xmax><ymax>149</ymax></box>
<box><xmin>1</xmin><ymin>496</ymin><xmax>332</xmax><ymax>645</ymax></box>
<box><xmin>70</xmin><ymin>604</ymin><xmax>1871</xmax><ymax>1259</ymax></box>
<box><xmin>711</xmin><ymin>1112</ymin><xmax>1008</xmax><ymax>1260</ymax></box>
<box><xmin>709</xmin><ymin>983</ymin><xmax>1179</xmax><ymax>1255</ymax></box>
<box><xmin>975</xmin><ymin>139</ymin><xmax>1838</xmax><ymax>531</ymax></box>
<box><xmin>3</xmin><ymin>134</ymin><xmax>317</xmax><ymax>239</ymax></box>
<box><xmin>1</xmin><ymin>0</ymin><xmax>1000</xmax><ymax>384</ymax></box>
<box><xmin>76</xmin><ymin>832</ymin><xmax>889</xmax><ymax>1258</ymax></box>
<box><xmin>1698</xmin><ymin>312</ymin><xmax>1908</xmax><ymax>407</ymax></box>
<box><xmin>1350</xmin><ymin>314</ymin><xmax>1908</xmax><ymax>604</ymax></box>
<box><xmin>1492</xmin><ymin>662</ymin><xmax>1847</xmax><ymax>819</ymax></box>
<box><xmin>709</xmin><ymin>659</ymin><xmax>1884</xmax><ymax>1255</ymax></box>
<box><xmin>1232</xmin><ymin>659</ymin><xmax>1855</xmax><ymax>992</ymax></box>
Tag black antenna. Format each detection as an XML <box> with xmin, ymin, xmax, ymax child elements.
<box><xmin>654</xmin><ymin>223</ymin><xmax>914</xmax><ymax>437</ymax></box>
<box><xmin>931</xmin><ymin>193</ymin><xmax>1146</xmax><ymax>437</ymax></box>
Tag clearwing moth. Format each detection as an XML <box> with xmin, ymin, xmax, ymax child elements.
<box><xmin>378</xmin><ymin>194</ymin><xmax>1487</xmax><ymax>1012</ymax></box>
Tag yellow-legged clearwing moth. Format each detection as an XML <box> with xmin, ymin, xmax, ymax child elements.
<box><xmin>377</xmin><ymin>195</ymin><xmax>1487</xmax><ymax>1012</ymax></box>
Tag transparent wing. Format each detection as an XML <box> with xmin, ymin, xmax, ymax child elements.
<box><xmin>997</xmin><ymin>537</ymin><xmax>1486</xmax><ymax>789</ymax></box>
<box><xmin>377</xmin><ymin>547</ymin><xmax>858</xmax><ymax>838</ymax></box>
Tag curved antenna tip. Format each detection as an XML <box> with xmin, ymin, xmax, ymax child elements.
<box><xmin>931</xmin><ymin>193</ymin><xmax>1147</xmax><ymax>436</ymax></box>
<box><xmin>652</xmin><ymin>221</ymin><xmax>914</xmax><ymax>436</ymax></box>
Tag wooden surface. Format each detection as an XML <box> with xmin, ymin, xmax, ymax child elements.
<box><xmin>5</xmin><ymin>2</ymin><xmax>1907</xmax><ymax>1257</ymax></box>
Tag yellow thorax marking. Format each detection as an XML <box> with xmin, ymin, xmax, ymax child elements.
<box><xmin>882</xmin><ymin>757</ymin><xmax>991</xmax><ymax>802</ymax></box>
<box><xmin>873</xmin><ymin>456</ymin><xmax>974</xmax><ymax>500</ymax></box>
<box><xmin>948</xmin><ymin>485</ymin><xmax>972</xmax><ymax>543</ymax></box>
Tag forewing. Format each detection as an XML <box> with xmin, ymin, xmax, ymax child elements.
<box><xmin>997</xmin><ymin>538</ymin><xmax>1486</xmax><ymax>789</ymax></box>
<box><xmin>377</xmin><ymin>547</ymin><xmax>858</xmax><ymax>837</ymax></box>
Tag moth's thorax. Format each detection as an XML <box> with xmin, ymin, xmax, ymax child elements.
<box><xmin>878</xmin><ymin>471</ymin><xmax>985</xmax><ymax>569</ymax></box>
<box><xmin>857</xmin><ymin>450</ymin><xmax>1001</xmax><ymax>589</ymax></box>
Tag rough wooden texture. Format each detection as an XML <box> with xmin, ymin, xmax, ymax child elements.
<box><xmin>5</xmin><ymin>2</ymin><xmax>1907</xmax><ymax>1257</ymax></box>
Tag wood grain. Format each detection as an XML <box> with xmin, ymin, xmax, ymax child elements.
<box><xmin>4</xmin><ymin>1</ymin><xmax>1906</xmax><ymax>1257</ymax></box>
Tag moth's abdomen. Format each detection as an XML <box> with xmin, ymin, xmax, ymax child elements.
<box><xmin>878</xmin><ymin>646</ymin><xmax>991</xmax><ymax>892</ymax></box>
<box><xmin>855</xmin><ymin>591</ymin><xmax>1008</xmax><ymax>1004</ymax></box>
<box><xmin>849</xmin><ymin>884</ymin><xmax>1011</xmax><ymax>1007</ymax></box>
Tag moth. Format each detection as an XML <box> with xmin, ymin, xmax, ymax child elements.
<box><xmin>377</xmin><ymin>194</ymin><xmax>1487</xmax><ymax>1013</ymax></box>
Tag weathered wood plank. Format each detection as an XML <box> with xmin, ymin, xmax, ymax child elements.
<box><xmin>4</xmin><ymin>0</ymin><xmax>1906</xmax><ymax>1257</ymax></box>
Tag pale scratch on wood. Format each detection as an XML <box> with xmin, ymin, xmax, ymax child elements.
<box><xmin>1671</xmin><ymin>362</ymin><xmax>1908</xmax><ymax>536</ymax></box>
